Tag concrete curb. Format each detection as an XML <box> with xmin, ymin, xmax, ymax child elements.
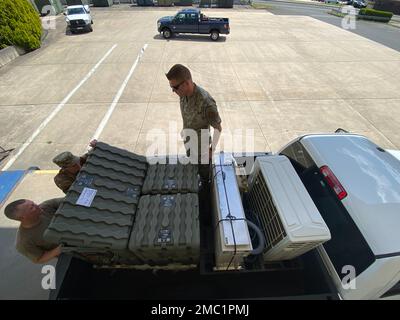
<box><xmin>389</xmin><ymin>15</ymin><xmax>400</xmax><ymax>26</ymax></box>
<box><xmin>328</xmin><ymin>8</ymin><xmax>344</xmax><ymax>16</ymax></box>
<box><xmin>330</xmin><ymin>7</ymin><xmax>399</xmax><ymax>25</ymax></box>
<box><xmin>389</xmin><ymin>21</ymin><xmax>400</xmax><ymax>28</ymax></box>
<box><xmin>253</xmin><ymin>0</ymin><xmax>340</xmax><ymax>9</ymax></box>
<box><xmin>0</xmin><ymin>14</ymin><xmax>63</xmax><ymax>69</ymax></box>
<box><xmin>0</xmin><ymin>46</ymin><xmax>22</xmax><ymax>69</ymax></box>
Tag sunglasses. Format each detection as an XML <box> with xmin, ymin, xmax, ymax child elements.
<box><xmin>170</xmin><ymin>80</ymin><xmax>186</xmax><ymax>91</ymax></box>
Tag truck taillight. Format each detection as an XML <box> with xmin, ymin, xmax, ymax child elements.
<box><xmin>224</xmin><ymin>24</ymin><xmax>228</xmax><ymax>29</ymax></box>
<box><xmin>320</xmin><ymin>165</ymin><xmax>347</xmax><ymax>200</ymax></box>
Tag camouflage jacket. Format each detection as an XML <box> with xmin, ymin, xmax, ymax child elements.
<box><xmin>180</xmin><ymin>83</ymin><xmax>221</xmax><ymax>134</ymax></box>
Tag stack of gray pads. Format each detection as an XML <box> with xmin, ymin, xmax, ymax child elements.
<box><xmin>44</xmin><ymin>142</ymin><xmax>200</xmax><ymax>266</ymax></box>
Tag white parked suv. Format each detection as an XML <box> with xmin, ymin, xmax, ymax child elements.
<box><xmin>64</xmin><ymin>5</ymin><xmax>93</xmax><ymax>33</ymax></box>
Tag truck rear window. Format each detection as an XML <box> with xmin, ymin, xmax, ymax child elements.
<box><xmin>280</xmin><ymin>141</ymin><xmax>376</xmax><ymax>278</ymax></box>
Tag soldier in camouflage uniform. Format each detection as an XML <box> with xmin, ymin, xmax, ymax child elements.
<box><xmin>166</xmin><ymin>64</ymin><xmax>222</xmax><ymax>183</ymax></box>
<box><xmin>53</xmin><ymin>140</ymin><xmax>97</xmax><ymax>193</ymax></box>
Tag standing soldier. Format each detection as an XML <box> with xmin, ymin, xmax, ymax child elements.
<box><xmin>52</xmin><ymin>139</ymin><xmax>97</xmax><ymax>193</ymax></box>
<box><xmin>166</xmin><ymin>64</ymin><xmax>222</xmax><ymax>184</ymax></box>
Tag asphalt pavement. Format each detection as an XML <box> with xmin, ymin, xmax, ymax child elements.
<box><xmin>256</xmin><ymin>0</ymin><xmax>400</xmax><ymax>52</ymax></box>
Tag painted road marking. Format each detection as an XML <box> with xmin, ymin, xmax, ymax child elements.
<box><xmin>91</xmin><ymin>44</ymin><xmax>148</xmax><ymax>141</ymax></box>
<box><xmin>33</xmin><ymin>170</ymin><xmax>59</xmax><ymax>174</ymax></box>
<box><xmin>1</xmin><ymin>44</ymin><xmax>118</xmax><ymax>171</ymax></box>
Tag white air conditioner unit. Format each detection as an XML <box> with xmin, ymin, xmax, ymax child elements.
<box><xmin>211</xmin><ymin>152</ymin><xmax>253</xmax><ymax>270</ymax></box>
<box><xmin>248</xmin><ymin>155</ymin><xmax>331</xmax><ymax>261</ymax></box>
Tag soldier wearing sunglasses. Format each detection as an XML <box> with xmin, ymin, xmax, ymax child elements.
<box><xmin>166</xmin><ymin>64</ymin><xmax>222</xmax><ymax>184</ymax></box>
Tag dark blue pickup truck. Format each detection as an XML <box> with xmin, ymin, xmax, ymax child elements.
<box><xmin>157</xmin><ymin>8</ymin><xmax>230</xmax><ymax>41</ymax></box>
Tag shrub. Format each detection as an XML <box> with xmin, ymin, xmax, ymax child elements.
<box><xmin>358</xmin><ymin>8</ymin><xmax>394</xmax><ymax>18</ymax></box>
<box><xmin>0</xmin><ymin>0</ymin><xmax>42</xmax><ymax>51</ymax></box>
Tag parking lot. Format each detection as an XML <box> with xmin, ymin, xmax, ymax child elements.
<box><xmin>1</xmin><ymin>5</ymin><xmax>400</xmax><ymax>172</ymax></box>
<box><xmin>1</xmin><ymin>4</ymin><xmax>400</xmax><ymax>299</ymax></box>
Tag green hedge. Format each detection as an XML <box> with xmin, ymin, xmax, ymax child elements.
<box><xmin>0</xmin><ymin>0</ymin><xmax>42</xmax><ymax>51</ymax></box>
<box><xmin>358</xmin><ymin>8</ymin><xmax>394</xmax><ymax>18</ymax></box>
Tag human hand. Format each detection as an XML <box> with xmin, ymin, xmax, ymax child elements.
<box><xmin>55</xmin><ymin>245</ymin><xmax>62</xmax><ymax>256</ymax></box>
<box><xmin>89</xmin><ymin>139</ymin><xmax>97</xmax><ymax>148</ymax></box>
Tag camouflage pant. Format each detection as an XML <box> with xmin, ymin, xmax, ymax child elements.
<box><xmin>198</xmin><ymin>164</ymin><xmax>210</xmax><ymax>183</ymax></box>
<box><xmin>183</xmin><ymin>135</ymin><xmax>211</xmax><ymax>183</ymax></box>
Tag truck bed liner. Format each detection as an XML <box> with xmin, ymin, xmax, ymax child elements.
<box><xmin>52</xmin><ymin>184</ymin><xmax>338</xmax><ymax>300</ymax></box>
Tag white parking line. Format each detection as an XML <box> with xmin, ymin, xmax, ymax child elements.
<box><xmin>91</xmin><ymin>44</ymin><xmax>148</xmax><ymax>141</ymax></box>
<box><xmin>1</xmin><ymin>44</ymin><xmax>118</xmax><ymax>171</ymax></box>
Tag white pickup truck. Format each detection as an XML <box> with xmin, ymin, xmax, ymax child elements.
<box><xmin>64</xmin><ymin>5</ymin><xmax>93</xmax><ymax>34</ymax></box>
<box><xmin>49</xmin><ymin>132</ymin><xmax>400</xmax><ymax>300</ymax></box>
<box><xmin>277</xmin><ymin>133</ymin><xmax>400</xmax><ymax>300</ymax></box>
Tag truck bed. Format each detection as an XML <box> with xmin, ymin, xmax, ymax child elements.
<box><xmin>51</xmin><ymin>184</ymin><xmax>338</xmax><ymax>300</ymax></box>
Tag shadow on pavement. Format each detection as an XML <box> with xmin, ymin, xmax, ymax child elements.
<box><xmin>0</xmin><ymin>227</ymin><xmax>55</xmax><ymax>300</ymax></box>
<box><xmin>153</xmin><ymin>34</ymin><xmax>227</xmax><ymax>42</ymax></box>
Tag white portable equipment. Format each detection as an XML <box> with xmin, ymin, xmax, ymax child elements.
<box><xmin>248</xmin><ymin>155</ymin><xmax>331</xmax><ymax>261</ymax></box>
<box><xmin>211</xmin><ymin>153</ymin><xmax>253</xmax><ymax>270</ymax></box>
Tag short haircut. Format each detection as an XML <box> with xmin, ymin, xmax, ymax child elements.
<box><xmin>4</xmin><ymin>199</ymin><xmax>26</xmax><ymax>220</ymax></box>
<box><xmin>165</xmin><ymin>64</ymin><xmax>192</xmax><ymax>82</ymax></box>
